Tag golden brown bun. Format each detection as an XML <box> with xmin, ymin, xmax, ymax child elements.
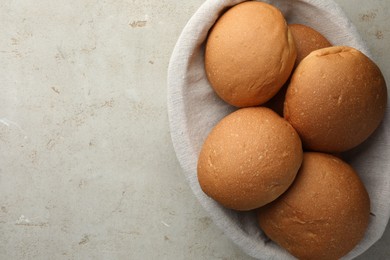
<box><xmin>284</xmin><ymin>46</ymin><xmax>387</xmax><ymax>152</ymax></box>
<box><xmin>265</xmin><ymin>24</ymin><xmax>331</xmax><ymax>116</ymax></box>
<box><xmin>258</xmin><ymin>152</ymin><xmax>370</xmax><ymax>260</ymax></box>
<box><xmin>197</xmin><ymin>107</ymin><xmax>303</xmax><ymax>211</ymax></box>
<box><xmin>289</xmin><ymin>24</ymin><xmax>332</xmax><ymax>66</ymax></box>
<box><xmin>205</xmin><ymin>1</ymin><xmax>296</xmax><ymax>107</ymax></box>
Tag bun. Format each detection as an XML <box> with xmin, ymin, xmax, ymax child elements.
<box><xmin>265</xmin><ymin>24</ymin><xmax>331</xmax><ymax>116</ymax></box>
<box><xmin>289</xmin><ymin>24</ymin><xmax>332</xmax><ymax>66</ymax></box>
<box><xmin>205</xmin><ymin>1</ymin><xmax>296</xmax><ymax>107</ymax></box>
<box><xmin>197</xmin><ymin>107</ymin><xmax>302</xmax><ymax>211</ymax></box>
<box><xmin>258</xmin><ymin>152</ymin><xmax>370</xmax><ymax>260</ymax></box>
<box><xmin>284</xmin><ymin>46</ymin><xmax>387</xmax><ymax>152</ymax></box>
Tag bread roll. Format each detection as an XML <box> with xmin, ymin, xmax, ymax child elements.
<box><xmin>284</xmin><ymin>46</ymin><xmax>387</xmax><ymax>152</ymax></box>
<box><xmin>258</xmin><ymin>152</ymin><xmax>370</xmax><ymax>260</ymax></box>
<box><xmin>197</xmin><ymin>107</ymin><xmax>302</xmax><ymax>211</ymax></box>
<box><xmin>205</xmin><ymin>1</ymin><xmax>296</xmax><ymax>107</ymax></box>
<box><xmin>265</xmin><ymin>24</ymin><xmax>331</xmax><ymax>116</ymax></box>
<box><xmin>289</xmin><ymin>24</ymin><xmax>332</xmax><ymax>66</ymax></box>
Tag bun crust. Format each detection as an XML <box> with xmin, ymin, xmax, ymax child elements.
<box><xmin>284</xmin><ymin>46</ymin><xmax>387</xmax><ymax>152</ymax></box>
<box><xmin>258</xmin><ymin>152</ymin><xmax>370</xmax><ymax>260</ymax></box>
<box><xmin>205</xmin><ymin>1</ymin><xmax>296</xmax><ymax>107</ymax></box>
<box><xmin>265</xmin><ymin>24</ymin><xmax>331</xmax><ymax>116</ymax></box>
<box><xmin>197</xmin><ymin>107</ymin><xmax>303</xmax><ymax>211</ymax></box>
<box><xmin>289</xmin><ymin>24</ymin><xmax>332</xmax><ymax>66</ymax></box>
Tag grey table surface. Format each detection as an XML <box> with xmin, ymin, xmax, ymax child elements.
<box><xmin>0</xmin><ymin>0</ymin><xmax>389</xmax><ymax>259</ymax></box>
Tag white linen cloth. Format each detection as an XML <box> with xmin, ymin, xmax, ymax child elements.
<box><xmin>167</xmin><ymin>0</ymin><xmax>390</xmax><ymax>259</ymax></box>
